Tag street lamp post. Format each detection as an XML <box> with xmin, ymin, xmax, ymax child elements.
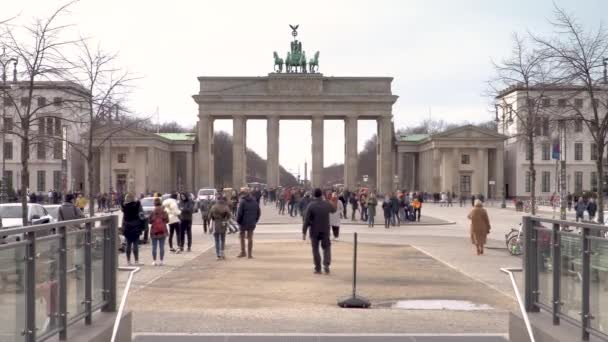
<box><xmin>495</xmin><ymin>103</ymin><xmax>512</xmax><ymax>208</ymax></box>
<box><xmin>0</xmin><ymin>46</ymin><xmax>18</xmax><ymax>203</ymax></box>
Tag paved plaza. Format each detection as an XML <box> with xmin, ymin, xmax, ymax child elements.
<box><xmin>115</xmin><ymin>201</ymin><xmax>532</xmax><ymax>340</ymax></box>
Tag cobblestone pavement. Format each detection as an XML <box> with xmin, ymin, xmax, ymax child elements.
<box><xmin>134</xmin><ymin>333</ymin><xmax>508</xmax><ymax>342</ymax></box>
<box><xmin>117</xmin><ymin>201</ymin><xmax>530</xmax><ymax>337</ymax></box>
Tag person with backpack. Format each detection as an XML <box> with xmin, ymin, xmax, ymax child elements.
<box><xmin>149</xmin><ymin>197</ymin><xmax>169</xmax><ymax>266</ymax></box>
<box><xmin>209</xmin><ymin>195</ymin><xmax>231</xmax><ymax>260</ymax></box>
<box><xmin>199</xmin><ymin>197</ymin><xmax>211</xmax><ymax>234</ymax></box>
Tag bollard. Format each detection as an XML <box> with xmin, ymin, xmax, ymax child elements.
<box><xmin>337</xmin><ymin>232</ymin><xmax>371</xmax><ymax>308</ymax></box>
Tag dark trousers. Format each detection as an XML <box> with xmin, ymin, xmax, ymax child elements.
<box><xmin>331</xmin><ymin>226</ymin><xmax>340</xmax><ymax>239</ymax></box>
<box><xmin>180</xmin><ymin>220</ymin><xmax>192</xmax><ymax>249</ymax></box>
<box><xmin>202</xmin><ymin>213</ymin><xmax>210</xmax><ymax>233</ymax></box>
<box><xmin>168</xmin><ymin>222</ymin><xmax>181</xmax><ymax>250</ymax></box>
<box><xmin>384</xmin><ymin>215</ymin><xmax>390</xmax><ymax>228</ymax></box>
<box><xmin>310</xmin><ymin>232</ymin><xmax>331</xmax><ymax>271</ymax></box>
<box><xmin>414</xmin><ymin>208</ymin><xmax>421</xmax><ymax>221</ymax></box>
<box><xmin>125</xmin><ymin>236</ymin><xmax>139</xmax><ymax>262</ymax></box>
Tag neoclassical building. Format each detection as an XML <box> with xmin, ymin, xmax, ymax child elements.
<box><xmin>395</xmin><ymin>125</ymin><xmax>506</xmax><ymax>198</ymax></box>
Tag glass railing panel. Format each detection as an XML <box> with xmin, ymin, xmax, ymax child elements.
<box><xmin>67</xmin><ymin>231</ymin><xmax>86</xmax><ymax>320</ymax></box>
<box><xmin>35</xmin><ymin>238</ymin><xmax>60</xmax><ymax>336</ymax></box>
<box><xmin>559</xmin><ymin>233</ymin><xmax>583</xmax><ymax>320</ymax></box>
<box><xmin>590</xmin><ymin>237</ymin><xmax>608</xmax><ymax>333</ymax></box>
<box><xmin>536</xmin><ymin>228</ymin><xmax>553</xmax><ymax>307</ymax></box>
<box><xmin>91</xmin><ymin>228</ymin><xmax>105</xmax><ymax>308</ymax></box>
<box><xmin>0</xmin><ymin>245</ymin><xmax>27</xmax><ymax>342</ymax></box>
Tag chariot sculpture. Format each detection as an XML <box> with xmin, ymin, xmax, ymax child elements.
<box><xmin>273</xmin><ymin>25</ymin><xmax>319</xmax><ymax>73</ymax></box>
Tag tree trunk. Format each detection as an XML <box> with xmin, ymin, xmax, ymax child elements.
<box><xmin>597</xmin><ymin>144</ymin><xmax>605</xmax><ymax>224</ymax></box>
<box><xmin>87</xmin><ymin>154</ymin><xmax>95</xmax><ymax>218</ymax></box>
<box><xmin>20</xmin><ymin>132</ymin><xmax>29</xmax><ymax>226</ymax></box>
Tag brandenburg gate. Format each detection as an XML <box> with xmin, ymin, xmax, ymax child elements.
<box><xmin>193</xmin><ymin>26</ymin><xmax>398</xmax><ymax>193</ymax></box>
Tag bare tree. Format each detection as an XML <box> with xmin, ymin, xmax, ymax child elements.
<box><xmin>490</xmin><ymin>33</ymin><xmax>554</xmax><ymax>215</ymax></box>
<box><xmin>1</xmin><ymin>2</ymin><xmax>76</xmax><ymax>225</ymax></box>
<box><xmin>60</xmin><ymin>38</ymin><xmax>137</xmax><ymax>217</ymax></box>
<box><xmin>534</xmin><ymin>6</ymin><xmax>608</xmax><ymax>222</ymax></box>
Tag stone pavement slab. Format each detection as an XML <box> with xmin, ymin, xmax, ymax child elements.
<box><xmin>134</xmin><ymin>333</ymin><xmax>508</xmax><ymax>342</ymax></box>
<box><xmin>127</xmin><ymin>241</ymin><xmax>515</xmax><ymax>334</ymax></box>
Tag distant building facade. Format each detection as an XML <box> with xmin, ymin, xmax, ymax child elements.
<box><xmin>1</xmin><ymin>81</ymin><xmax>88</xmax><ymax>196</ymax></box>
<box><xmin>395</xmin><ymin>125</ymin><xmax>506</xmax><ymax>198</ymax></box>
<box><xmin>496</xmin><ymin>86</ymin><xmax>606</xmax><ymax>198</ymax></box>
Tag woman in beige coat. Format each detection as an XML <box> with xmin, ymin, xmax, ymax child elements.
<box><xmin>467</xmin><ymin>199</ymin><xmax>491</xmax><ymax>255</ymax></box>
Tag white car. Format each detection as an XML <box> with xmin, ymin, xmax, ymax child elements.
<box><xmin>198</xmin><ymin>188</ymin><xmax>217</xmax><ymax>201</ymax></box>
<box><xmin>0</xmin><ymin>203</ymin><xmax>54</xmax><ymax>243</ymax></box>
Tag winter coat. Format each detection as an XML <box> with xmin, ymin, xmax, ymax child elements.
<box><xmin>382</xmin><ymin>201</ymin><xmax>392</xmax><ymax>217</ymax></box>
<box><xmin>121</xmin><ymin>201</ymin><xmax>144</xmax><ymax>240</ymax></box>
<box><xmin>367</xmin><ymin>197</ymin><xmax>378</xmax><ymax>217</ymax></box>
<box><xmin>390</xmin><ymin>197</ymin><xmax>399</xmax><ymax>212</ymax></box>
<box><xmin>575</xmin><ymin>201</ymin><xmax>587</xmax><ymax>217</ymax></box>
<box><xmin>58</xmin><ymin>202</ymin><xmax>85</xmax><ymax>221</ymax></box>
<box><xmin>162</xmin><ymin>198</ymin><xmax>181</xmax><ymax>224</ymax></box>
<box><xmin>149</xmin><ymin>207</ymin><xmax>169</xmax><ymax>239</ymax></box>
<box><xmin>210</xmin><ymin>200</ymin><xmax>231</xmax><ymax>234</ymax></box>
<box><xmin>237</xmin><ymin>195</ymin><xmax>261</xmax><ymax>230</ymax></box>
<box><xmin>303</xmin><ymin>198</ymin><xmax>337</xmax><ymax>237</ymax></box>
<box><xmin>587</xmin><ymin>201</ymin><xmax>598</xmax><ymax>217</ymax></box>
<box><xmin>179</xmin><ymin>197</ymin><xmax>194</xmax><ymax>222</ymax></box>
<box><xmin>300</xmin><ymin>196</ymin><xmax>312</xmax><ymax>214</ymax></box>
<box><xmin>467</xmin><ymin>205</ymin><xmax>491</xmax><ymax>246</ymax></box>
<box><xmin>329</xmin><ymin>200</ymin><xmax>343</xmax><ymax>227</ymax></box>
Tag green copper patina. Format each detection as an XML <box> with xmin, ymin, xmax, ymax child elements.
<box><xmin>274</xmin><ymin>25</ymin><xmax>319</xmax><ymax>73</ymax></box>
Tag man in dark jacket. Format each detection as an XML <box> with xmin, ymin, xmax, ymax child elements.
<box><xmin>302</xmin><ymin>188</ymin><xmax>337</xmax><ymax>274</ymax></box>
<box><xmin>58</xmin><ymin>193</ymin><xmax>85</xmax><ymax>221</ymax></box>
<box><xmin>237</xmin><ymin>189</ymin><xmax>261</xmax><ymax>258</ymax></box>
<box><xmin>178</xmin><ymin>193</ymin><xmax>194</xmax><ymax>252</ymax></box>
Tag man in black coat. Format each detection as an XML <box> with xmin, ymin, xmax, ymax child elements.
<box><xmin>237</xmin><ymin>189</ymin><xmax>261</xmax><ymax>258</ymax></box>
<box><xmin>302</xmin><ymin>188</ymin><xmax>337</xmax><ymax>274</ymax></box>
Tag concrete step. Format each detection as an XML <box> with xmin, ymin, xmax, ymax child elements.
<box><xmin>133</xmin><ymin>333</ymin><xmax>508</xmax><ymax>342</ymax></box>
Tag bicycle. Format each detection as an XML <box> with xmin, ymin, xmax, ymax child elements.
<box><xmin>505</xmin><ymin>223</ymin><xmax>523</xmax><ymax>256</ymax></box>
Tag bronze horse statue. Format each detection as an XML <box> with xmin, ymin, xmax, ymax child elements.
<box><xmin>273</xmin><ymin>51</ymin><xmax>284</xmax><ymax>72</ymax></box>
<box><xmin>308</xmin><ymin>51</ymin><xmax>319</xmax><ymax>73</ymax></box>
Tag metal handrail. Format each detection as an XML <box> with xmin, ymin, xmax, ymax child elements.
<box><xmin>110</xmin><ymin>266</ymin><xmax>140</xmax><ymax>342</ymax></box>
<box><xmin>501</xmin><ymin>267</ymin><xmax>536</xmax><ymax>342</ymax></box>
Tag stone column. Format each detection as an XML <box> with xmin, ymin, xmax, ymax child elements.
<box><xmin>232</xmin><ymin>116</ymin><xmax>247</xmax><ymax>189</ymax></box>
<box><xmin>344</xmin><ymin>116</ymin><xmax>358</xmax><ymax>190</ymax></box>
<box><xmin>197</xmin><ymin>113</ymin><xmax>214</xmax><ymax>189</ymax></box>
<box><xmin>452</xmin><ymin>148</ymin><xmax>460</xmax><ymax>194</ymax></box>
<box><xmin>495</xmin><ymin>147</ymin><xmax>504</xmax><ymax>200</ymax></box>
<box><xmin>432</xmin><ymin>149</ymin><xmax>441</xmax><ymax>193</ymax></box>
<box><xmin>266</xmin><ymin>116</ymin><xmax>280</xmax><ymax>188</ymax></box>
<box><xmin>128</xmin><ymin>146</ymin><xmax>136</xmax><ymax>193</ymax></box>
<box><xmin>377</xmin><ymin>116</ymin><xmax>393</xmax><ymax>194</ymax></box>
<box><xmin>311</xmin><ymin>116</ymin><xmax>324</xmax><ymax>188</ymax></box>
<box><xmin>477</xmin><ymin>148</ymin><xmax>488</xmax><ymax>197</ymax></box>
<box><xmin>146</xmin><ymin>147</ymin><xmax>154</xmax><ymax>193</ymax></box>
<box><xmin>185</xmin><ymin>151</ymin><xmax>193</xmax><ymax>192</ymax></box>
<box><xmin>412</xmin><ymin>153</ymin><xmax>418</xmax><ymax>190</ymax></box>
<box><xmin>397</xmin><ymin>152</ymin><xmax>404</xmax><ymax>188</ymax></box>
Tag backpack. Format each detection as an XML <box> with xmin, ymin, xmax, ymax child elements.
<box><xmin>150</xmin><ymin>211</ymin><xmax>167</xmax><ymax>235</ymax></box>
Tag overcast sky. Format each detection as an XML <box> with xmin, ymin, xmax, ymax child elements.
<box><xmin>6</xmin><ymin>0</ymin><xmax>608</xmax><ymax>180</ymax></box>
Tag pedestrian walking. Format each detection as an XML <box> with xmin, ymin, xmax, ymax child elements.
<box><xmin>210</xmin><ymin>196</ymin><xmax>231</xmax><ymax>260</ymax></box>
<box><xmin>359</xmin><ymin>193</ymin><xmax>368</xmax><ymax>222</ymax></box>
<box><xmin>349</xmin><ymin>193</ymin><xmax>358</xmax><ymax>221</ymax></box>
<box><xmin>382</xmin><ymin>196</ymin><xmax>392</xmax><ymax>228</ymax></box>
<box><xmin>367</xmin><ymin>193</ymin><xmax>378</xmax><ymax>227</ymax></box>
<box><xmin>178</xmin><ymin>192</ymin><xmax>194</xmax><ymax>252</ymax></box>
<box><xmin>302</xmin><ymin>188</ymin><xmax>337</xmax><ymax>274</ymax></box>
<box><xmin>413</xmin><ymin>196</ymin><xmax>422</xmax><ymax>222</ymax></box>
<box><xmin>567</xmin><ymin>192</ymin><xmax>573</xmax><ymax>211</ymax></box>
<box><xmin>329</xmin><ymin>193</ymin><xmax>343</xmax><ymax>240</ymax></box>
<box><xmin>75</xmin><ymin>194</ymin><xmax>88</xmax><ymax>213</ymax></box>
<box><xmin>149</xmin><ymin>197</ymin><xmax>169</xmax><ymax>266</ymax></box>
<box><xmin>587</xmin><ymin>198</ymin><xmax>598</xmax><ymax>221</ymax></box>
<box><xmin>390</xmin><ymin>193</ymin><xmax>400</xmax><ymax>226</ymax></box>
<box><xmin>447</xmin><ymin>191</ymin><xmax>453</xmax><ymax>207</ymax></box>
<box><xmin>467</xmin><ymin>199</ymin><xmax>491</xmax><ymax>255</ymax></box>
<box><xmin>575</xmin><ymin>198</ymin><xmax>586</xmax><ymax>222</ymax></box>
<box><xmin>121</xmin><ymin>193</ymin><xmax>145</xmax><ymax>266</ymax></box>
<box><xmin>58</xmin><ymin>193</ymin><xmax>85</xmax><ymax>221</ymax></box>
<box><xmin>199</xmin><ymin>197</ymin><xmax>211</xmax><ymax>234</ymax></box>
<box><xmin>163</xmin><ymin>193</ymin><xmax>182</xmax><ymax>253</ymax></box>
<box><xmin>236</xmin><ymin>189</ymin><xmax>261</xmax><ymax>258</ymax></box>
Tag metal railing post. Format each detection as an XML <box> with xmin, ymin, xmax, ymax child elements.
<box><xmin>103</xmin><ymin>215</ymin><xmax>118</xmax><ymax>312</ymax></box>
<box><xmin>581</xmin><ymin>227</ymin><xmax>591</xmax><ymax>341</ymax></box>
<box><xmin>523</xmin><ymin>216</ymin><xmax>539</xmax><ymax>312</ymax></box>
<box><xmin>84</xmin><ymin>222</ymin><xmax>93</xmax><ymax>324</ymax></box>
<box><xmin>551</xmin><ymin>223</ymin><xmax>561</xmax><ymax>325</ymax></box>
<box><xmin>24</xmin><ymin>231</ymin><xmax>37</xmax><ymax>342</ymax></box>
<box><xmin>57</xmin><ymin>225</ymin><xmax>68</xmax><ymax>340</ymax></box>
